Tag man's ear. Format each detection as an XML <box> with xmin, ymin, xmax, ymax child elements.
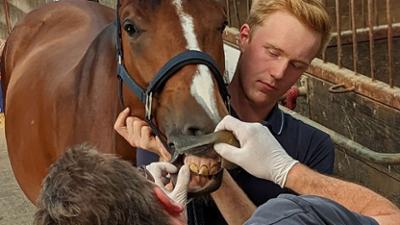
<box><xmin>239</xmin><ymin>24</ymin><xmax>251</xmax><ymax>52</ymax></box>
<box><xmin>153</xmin><ymin>186</ymin><xmax>184</xmax><ymax>216</ymax></box>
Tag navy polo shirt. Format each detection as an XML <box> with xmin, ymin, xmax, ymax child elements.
<box><xmin>228</xmin><ymin>105</ymin><xmax>335</xmax><ymax>206</ymax></box>
<box><xmin>245</xmin><ymin>194</ymin><xmax>378</xmax><ymax>225</ymax></box>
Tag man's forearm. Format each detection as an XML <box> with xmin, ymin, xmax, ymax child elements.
<box><xmin>211</xmin><ymin>170</ymin><xmax>256</xmax><ymax>225</ymax></box>
<box><xmin>285</xmin><ymin>164</ymin><xmax>400</xmax><ymax>224</ymax></box>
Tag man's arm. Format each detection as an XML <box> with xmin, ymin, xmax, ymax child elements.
<box><xmin>286</xmin><ymin>164</ymin><xmax>400</xmax><ymax>225</ymax></box>
<box><xmin>214</xmin><ymin>115</ymin><xmax>400</xmax><ymax>225</ymax></box>
<box><xmin>211</xmin><ymin>170</ymin><xmax>256</xmax><ymax>225</ymax></box>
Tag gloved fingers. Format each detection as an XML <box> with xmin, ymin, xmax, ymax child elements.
<box><xmin>214</xmin><ymin>115</ymin><xmax>251</xmax><ymax>145</ymax></box>
<box><xmin>146</xmin><ymin>162</ymin><xmax>178</xmax><ymax>175</ymax></box>
<box><xmin>146</xmin><ymin>162</ymin><xmax>177</xmax><ymax>189</ymax></box>
<box><xmin>170</xmin><ymin>165</ymin><xmax>190</xmax><ymax>205</ymax></box>
<box><xmin>172</xmin><ymin>164</ymin><xmax>190</xmax><ymax>192</ymax></box>
<box><xmin>215</xmin><ymin>115</ymin><xmax>241</xmax><ymax>132</ymax></box>
<box><xmin>213</xmin><ymin>143</ymin><xmax>242</xmax><ymax>165</ymax></box>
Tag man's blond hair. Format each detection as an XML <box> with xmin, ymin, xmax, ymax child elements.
<box><xmin>248</xmin><ymin>0</ymin><xmax>331</xmax><ymax>54</ymax></box>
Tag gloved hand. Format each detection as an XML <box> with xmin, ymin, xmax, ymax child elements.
<box><xmin>146</xmin><ymin>162</ymin><xmax>190</xmax><ymax>205</ymax></box>
<box><xmin>214</xmin><ymin>115</ymin><xmax>298</xmax><ymax>188</ymax></box>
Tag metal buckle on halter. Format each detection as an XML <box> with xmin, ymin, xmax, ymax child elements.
<box><xmin>145</xmin><ymin>92</ymin><xmax>153</xmax><ymax>120</ymax></box>
<box><xmin>118</xmin><ymin>55</ymin><xmax>122</xmax><ymax>65</ymax></box>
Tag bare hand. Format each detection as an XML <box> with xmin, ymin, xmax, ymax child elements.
<box><xmin>114</xmin><ymin>108</ymin><xmax>170</xmax><ymax>159</ymax></box>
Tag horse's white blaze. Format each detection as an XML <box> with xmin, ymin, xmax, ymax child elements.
<box><xmin>172</xmin><ymin>0</ymin><xmax>220</xmax><ymax>123</ymax></box>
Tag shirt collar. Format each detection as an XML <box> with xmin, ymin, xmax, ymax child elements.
<box><xmin>261</xmin><ymin>104</ymin><xmax>285</xmax><ymax>136</ymax></box>
<box><xmin>230</xmin><ymin>104</ymin><xmax>285</xmax><ymax>136</ymax></box>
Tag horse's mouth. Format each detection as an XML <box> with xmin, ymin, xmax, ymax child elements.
<box><xmin>169</xmin><ymin>131</ymin><xmax>239</xmax><ymax>197</ymax></box>
<box><xmin>171</xmin><ymin>151</ymin><xmax>223</xmax><ymax>197</ymax></box>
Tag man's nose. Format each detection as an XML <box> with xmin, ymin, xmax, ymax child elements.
<box><xmin>270</xmin><ymin>58</ymin><xmax>289</xmax><ymax>80</ymax></box>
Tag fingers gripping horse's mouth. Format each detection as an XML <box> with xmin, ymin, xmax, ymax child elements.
<box><xmin>169</xmin><ymin>131</ymin><xmax>239</xmax><ymax>197</ymax></box>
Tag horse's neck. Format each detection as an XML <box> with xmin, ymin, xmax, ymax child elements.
<box><xmin>76</xmin><ymin>24</ymin><xmax>137</xmax><ymax>158</ymax></box>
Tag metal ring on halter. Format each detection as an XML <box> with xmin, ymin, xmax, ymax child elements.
<box><xmin>145</xmin><ymin>92</ymin><xmax>153</xmax><ymax>120</ymax></box>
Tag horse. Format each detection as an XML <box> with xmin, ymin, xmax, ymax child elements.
<box><xmin>0</xmin><ymin>0</ymin><xmax>229</xmax><ymax>203</ymax></box>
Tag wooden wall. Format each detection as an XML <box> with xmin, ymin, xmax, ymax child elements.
<box><xmin>295</xmin><ymin>74</ymin><xmax>400</xmax><ymax>205</ymax></box>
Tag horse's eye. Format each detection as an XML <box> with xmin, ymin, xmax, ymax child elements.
<box><xmin>123</xmin><ymin>21</ymin><xmax>140</xmax><ymax>37</ymax></box>
<box><xmin>218</xmin><ymin>21</ymin><xmax>228</xmax><ymax>33</ymax></box>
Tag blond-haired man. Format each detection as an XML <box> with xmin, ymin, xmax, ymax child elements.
<box><xmin>115</xmin><ymin>0</ymin><xmax>336</xmax><ymax>224</ymax></box>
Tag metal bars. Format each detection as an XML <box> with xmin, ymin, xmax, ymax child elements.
<box><xmin>335</xmin><ymin>0</ymin><xmax>342</xmax><ymax>68</ymax></box>
<box><xmin>350</xmin><ymin>0</ymin><xmax>358</xmax><ymax>74</ymax></box>
<box><xmin>367</xmin><ymin>0</ymin><xmax>376</xmax><ymax>81</ymax></box>
<box><xmin>386</xmin><ymin>0</ymin><xmax>394</xmax><ymax>87</ymax></box>
<box><xmin>223</xmin><ymin>0</ymin><xmax>397</xmax><ymax>88</ymax></box>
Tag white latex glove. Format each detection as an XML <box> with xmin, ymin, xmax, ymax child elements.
<box><xmin>214</xmin><ymin>115</ymin><xmax>298</xmax><ymax>188</ymax></box>
<box><xmin>146</xmin><ymin>162</ymin><xmax>190</xmax><ymax>205</ymax></box>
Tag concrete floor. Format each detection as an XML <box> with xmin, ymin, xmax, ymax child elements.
<box><xmin>0</xmin><ymin>114</ymin><xmax>35</xmax><ymax>225</ymax></box>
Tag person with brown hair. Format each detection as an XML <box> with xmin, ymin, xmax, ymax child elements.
<box><xmin>33</xmin><ymin>145</ymin><xmax>189</xmax><ymax>225</ymax></box>
<box><xmin>34</xmin><ymin>143</ymin><xmax>399</xmax><ymax>225</ymax></box>
<box><xmin>114</xmin><ymin>0</ymin><xmax>336</xmax><ymax>224</ymax></box>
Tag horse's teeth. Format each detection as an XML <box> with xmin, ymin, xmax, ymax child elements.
<box><xmin>210</xmin><ymin>165</ymin><xmax>220</xmax><ymax>175</ymax></box>
<box><xmin>189</xmin><ymin>163</ymin><xmax>199</xmax><ymax>174</ymax></box>
<box><xmin>199</xmin><ymin>165</ymin><xmax>209</xmax><ymax>176</ymax></box>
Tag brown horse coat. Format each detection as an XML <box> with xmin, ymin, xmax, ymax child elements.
<box><xmin>1</xmin><ymin>0</ymin><xmax>228</xmax><ymax>203</ymax></box>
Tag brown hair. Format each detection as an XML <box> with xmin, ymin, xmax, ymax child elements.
<box><xmin>248</xmin><ymin>0</ymin><xmax>331</xmax><ymax>54</ymax></box>
<box><xmin>33</xmin><ymin>145</ymin><xmax>171</xmax><ymax>225</ymax></box>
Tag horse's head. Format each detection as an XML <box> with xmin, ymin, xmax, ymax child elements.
<box><xmin>117</xmin><ymin>0</ymin><xmax>230</xmax><ymax>196</ymax></box>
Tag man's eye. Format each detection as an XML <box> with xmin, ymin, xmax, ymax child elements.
<box><xmin>291</xmin><ymin>62</ymin><xmax>307</xmax><ymax>70</ymax></box>
<box><xmin>268</xmin><ymin>50</ymin><xmax>279</xmax><ymax>58</ymax></box>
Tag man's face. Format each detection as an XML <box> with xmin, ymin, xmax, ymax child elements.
<box><xmin>238</xmin><ymin>11</ymin><xmax>321</xmax><ymax>106</ymax></box>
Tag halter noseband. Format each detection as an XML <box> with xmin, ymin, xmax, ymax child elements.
<box><xmin>114</xmin><ymin>0</ymin><xmax>231</xmax><ymax>150</ymax></box>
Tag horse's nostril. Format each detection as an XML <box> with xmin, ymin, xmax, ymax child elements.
<box><xmin>168</xmin><ymin>142</ymin><xmax>176</xmax><ymax>150</ymax></box>
<box><xmin>184</xmin><ymin>126</ymin><xmax>204</xmax><ymax>136</ymax></box>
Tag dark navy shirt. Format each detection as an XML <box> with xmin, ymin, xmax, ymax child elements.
<box><xmin>136</xmin><ymin>105</ymin><xmax>335</xmax><ymax>225</ymax></box>
<box><xmin>228</xmin><ymin>105</ymin><xmax>335</xmax><ymax>206</ymax></box>
<box><xmin>245</xmin><ymin>194</ymin><xmax>378</xmax><ymax>225</ymax></box>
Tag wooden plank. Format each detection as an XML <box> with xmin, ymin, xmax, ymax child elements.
<box><xmin>334</xmin><ymin>146</ymin><xmax>400</xmax><ymax>206</ymax></box>
<box><xmin>296</xmin><ymin>74</ymin><xmax>400</xmax><ymax>173</ymax></box>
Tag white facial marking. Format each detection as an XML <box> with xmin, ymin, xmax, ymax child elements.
<box><xmin>172</xmin><ymin>0</ymin><xmax>221</xmax><ymax>123</ymax></box>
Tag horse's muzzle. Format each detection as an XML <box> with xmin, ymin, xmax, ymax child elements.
<box><xmin>169</xmin><ymin>130</ymin><xmax>240</xmax><ymax>197</ymax></box>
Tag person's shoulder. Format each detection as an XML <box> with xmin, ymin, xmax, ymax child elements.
<box><xmin>244</xmin><ymin>194</ymin><xmax>379</xmax><ymax>225</ymax></box>
<box><xmin>283</xmin><ymin>111</ymin><xmax>330</xmax><ymax>140</ymax></box>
